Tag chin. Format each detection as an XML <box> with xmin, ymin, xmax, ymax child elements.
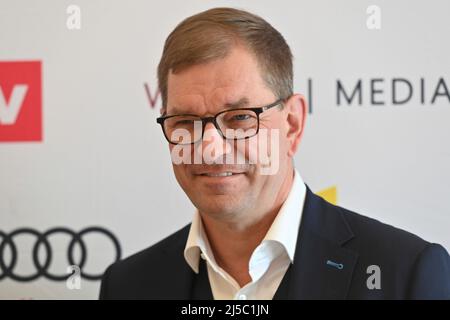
<box><xmin>194</xmin><ymin>196</ymin><xmax>244</xmax><ymax>218</ymax></box>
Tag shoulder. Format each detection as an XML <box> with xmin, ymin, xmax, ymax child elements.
<box><xmin>112</xmin><ymin>223</ymin><xmax>190</xmax><ymax>271</ymax></box>
<box><xmin>307</xmin><ymin>190</ymin><xmax>431</xmax><ymax>259</ymax></box>
<box><xmin>323</xmin><ymin>199</ymin><xmax>450</xmax><ymax>298</ymax></box>
<box><xmin>99</xmin><ymin>224</ymin><xmax>192</xmax><ymax>299</ymax></box>
<box><xmin>338</xmin><ymin>204</ymin><xmax>429</xmax><ymax>256</ymax></box>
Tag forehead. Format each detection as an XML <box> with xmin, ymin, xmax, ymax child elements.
<box><xmin>166</xmin><ymin>46</ymin><xmax>274</xmax><ymax>114</ymax></box>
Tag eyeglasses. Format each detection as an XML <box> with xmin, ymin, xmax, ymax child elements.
<box><xmin>156</xmin><ymin>99</ymin><xmax>284</xmax><ymax>145</ymax></box>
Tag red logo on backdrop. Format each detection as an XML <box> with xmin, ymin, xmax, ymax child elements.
<box><xmin>0</xmin><ymin>61</ymin><xmax>42</xmax><ymax>142</ymax></box>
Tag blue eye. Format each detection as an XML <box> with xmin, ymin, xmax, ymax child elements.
<box><xmin>232</xmin><ymin>114</ymin><xmax>251</xmax><ymax>121</ymax></box>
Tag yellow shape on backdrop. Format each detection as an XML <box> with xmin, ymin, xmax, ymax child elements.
<box><xmin>317</xmin><ymin>186</ymin><xmax>337</xmax><ymax>205</ymax></box>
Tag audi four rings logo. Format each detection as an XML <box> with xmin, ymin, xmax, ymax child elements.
<box><xmin>0</xmin><ymin>227</ymin><xmax>121</xmax><ymax>282</ymax></box>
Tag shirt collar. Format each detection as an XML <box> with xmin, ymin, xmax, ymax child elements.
<box><xmin>184</xmin><ymin>210</ymin><xmax>213</xmax><ymax>273</ymax></box>
<box><xmin>262</xmin><ymin>168</ymin><xmax>306</xmax><ymax>262</ymax></box>
<box><xmin>184</xmin><ymin>168</ymin><xmax>307</xmax><ymax>273</ymax></box>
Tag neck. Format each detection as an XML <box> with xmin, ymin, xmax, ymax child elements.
<box><xmin>200</xmin><ymin>167</ymin><xmax>295</xmax><ymax>287</ymax></box>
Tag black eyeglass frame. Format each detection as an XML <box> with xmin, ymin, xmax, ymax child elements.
<box><xmin>156</xmin><ymin>98</ymin><xmax>285</xmax><ymax>145</ymax></box>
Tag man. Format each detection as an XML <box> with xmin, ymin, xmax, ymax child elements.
<box><xmin>99</xmin><ymin>7</ymin><xmax>450</xmax><ymax>299</ymax></box>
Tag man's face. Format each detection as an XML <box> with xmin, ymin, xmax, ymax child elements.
<box><xmin>165</xmin><ymin>46</ymin><xmax>302</xmax><ymax>225</ymax></box>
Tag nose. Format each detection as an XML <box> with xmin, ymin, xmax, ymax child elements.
<box><xmin>196</xmin><ymin>122</ymin><xmax>232</xmax><ymax>164</ymax></box>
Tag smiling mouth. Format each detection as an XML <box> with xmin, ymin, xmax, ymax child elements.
<box><xmin>191</xmin><ymin>164</ymin><xmax>250</xmax><ymax>178</ymax></box>
<box><xmin>200</xmin><ymin>172</ymin><xmax>242</xmax><ymax>177</ymax></box>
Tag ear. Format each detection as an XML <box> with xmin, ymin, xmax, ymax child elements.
<box><xmin>285</xmin><ymin>94</ymin><xmax>307</xmax><ymax>157</ymax></box>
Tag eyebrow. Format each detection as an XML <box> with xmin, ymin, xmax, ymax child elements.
<box><xmin>223</xmin><ymin>97</ymin><xmax>250</xmax><ymax>109</ymax></box>
<box><xmin>169</xmin><ymin>97</ymin><xmax>250</xmax><ymax>115</ymax></box>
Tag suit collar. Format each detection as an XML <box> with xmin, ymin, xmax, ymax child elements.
<box><xmin>300</xmin><ymin>185</ymin><xmax>354</xmax><ymax>245</ymax></box>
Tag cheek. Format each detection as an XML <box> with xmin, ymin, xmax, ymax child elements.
<box><xmin>172</xmin><ymin>164</ymin><xmax>192</xmax><ymax>194</ymax></box>
<box><xmin>240</xmin><ymin>128</ymin><xmax>280</xmax><ymax>165</ymax></box>
<box><xmin>169</xmin><ymin>145</ymin><xmax>188</xmax><ymax>179</ymax></box>
<box><xmin>169</xmin><ymin>143</ymin><xmax>196</xmax><ymax>165</ymax></box>
<box><xmin>263</xmin><ymin>117</ymin><xmax>290</xmax><ymax>157</ymax></box>
<box><xmin>233</xmin><ymin>136</ymin><xmax>258</xmax><ymax>165</ymax></box>
<box><xmin>171</xmin><ymin>163</ymin><xmax>182</xmax><ymax>179</ymax></box>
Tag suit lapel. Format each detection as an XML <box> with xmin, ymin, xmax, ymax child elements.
<box><xmin>283</xmin><ymin>185</ymin><xmax>359</xmax><ymax>299</ymax></box>
<box><xmin>160</xmin><ymin>226</ymin><xmax>214</xmax><ymax>299</ymax></box>
<box><xmin>159</xmin><ymin>227</ymin><xmax>197</xmax><ymax>299</ymax></box>
<box><xmin>286</xmin><ymin>228</ymin><xmax>358</xmax><ymax>299</ymax></box>
<box><xmin>191</xmin><ymin>259</ymin><xmax>214</xmax><ymax>299</ymax></box>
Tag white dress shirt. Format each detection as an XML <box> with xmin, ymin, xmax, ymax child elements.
<box><xmin>184</xmin><ymin>168</ymin><xmax>307</xmax><ymax>300</ymax></box>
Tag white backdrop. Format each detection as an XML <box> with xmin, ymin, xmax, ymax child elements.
<box><xmin>0</xmin><ymin>0</ymin><xmax>449</xmax><ymax>299</ymax></box>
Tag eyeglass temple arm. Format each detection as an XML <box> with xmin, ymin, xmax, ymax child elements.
<box><xmin>261</xmin><ymin>98</ymin><xmax>285</xmax><ymax>112</ymax></box>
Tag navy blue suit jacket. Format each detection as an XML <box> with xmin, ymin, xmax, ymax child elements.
<box><xmin>99</xmin><ymin>186</ymin><xmax>450</xmax><ymax>299</ymax></box>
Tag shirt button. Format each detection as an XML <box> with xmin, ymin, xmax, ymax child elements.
<box><xmin>200</xmin><ymin>253</ymin><xmax>206</xmax><ymax>260</ymax></box>
<box><xmin>238</xmin><ymin>294</ymin><xmax>247</xmax><ymax>300</ymax></box>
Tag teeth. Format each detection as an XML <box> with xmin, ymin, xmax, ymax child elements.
<box><xmin>204</xmin><ymin>172</ymin><xmax>233</xmax><ymax>177</ymax></box>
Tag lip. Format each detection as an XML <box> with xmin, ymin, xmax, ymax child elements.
<box><xmin>195</xmin><ymin>171</ymin><xmax>246</xmax><ymax>176</ymax></box>
<box><xmin>193</xmin><ymin>172</ymin><xmax>246</xmax><ymax>184</ymax></box>
<box><xmin>191</xmin><ymin>167</ymin><xmax>248</xmax><ymax>176</ymax></box>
